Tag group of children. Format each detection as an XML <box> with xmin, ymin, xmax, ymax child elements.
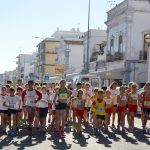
<box><xmin>0</xmin><ymin>79</ymin><xmax>150</xmax><ymax>137</ymax></box>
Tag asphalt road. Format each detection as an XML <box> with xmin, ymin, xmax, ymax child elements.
<box><xmin>0</xmin><ymin>117</ymin><xmax>150</xmax><ymax>150</ymax></box>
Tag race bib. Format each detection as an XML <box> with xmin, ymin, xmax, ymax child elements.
<box><xmin>9</xmin><ymin>102</ymin><xmax>16</xmax><ymax>109</ymax></box>
<box><xmin>121</xmin><ymin>96</ymin><xmax>126</xmax><ymax>101</ymax></box>
<box><xmin>131</xmin><ymin>94</ymin><xmax>138</xmax><ymax>100</ymax></box>
<box><xmin>144</xmin><ymin>101</ymin><xmax>150</xmax><ymax>107</ymax></box>
<box><xmin>105</xmin><ymin>99</ymin><xmax>111</xmax><ymax>104</ymax></box>
<box><xmin>97</xmin><ymin>107</ymin><xmax>104</xmax><ymax>112</ymax></box>
<box><xmin>59</xmin><ymin>93</ymin><xmax>67</xmax><ymax>99</ymax></box>
<box><xmin>77</xmin><ymin>100</ymin><xmax>83</xmax><ymax>106</ymax></box>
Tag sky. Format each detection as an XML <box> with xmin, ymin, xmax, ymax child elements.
<box><xmin>0</xmin><ymin>0</ymin><xmax>123</xmax><ymax>74</ymax></box>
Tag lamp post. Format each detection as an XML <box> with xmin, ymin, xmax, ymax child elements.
<box><xmin>86</xmin><ymin>0</ymin><xmax>91</xmax><ymax>74</ymax></box>
<box><xmin>145</xmin><ymin>34</ymin><xmax>150</xmax><ymax>82</ymax></box>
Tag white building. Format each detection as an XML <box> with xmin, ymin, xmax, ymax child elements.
<box><xmin>83</xmin><ymin>29</ymin><xmax>107</xmax><ymax>73</ymax></box>
<box><xmin>16</xmin><ymin>52</ymin><xmax>37</xmax><ymax>81</ymax></box>
<box><xmin>98</xmin><ymin>0</ymin><xmax>150</xmax><ymax>87</ymax></box>
<box><xmin>53</xmin><ymin>30</ymin><xmax>84</xmax><ymax>75</ymax></box>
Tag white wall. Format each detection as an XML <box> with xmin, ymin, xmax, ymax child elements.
<box><xmin>68</xmin><ymin>44</ymin><xmax>83</xmax><ymax>73</ymax></box>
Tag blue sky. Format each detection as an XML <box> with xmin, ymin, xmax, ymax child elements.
<box><xmin>0</xmin><ymin>0</ymin><xmax>123</xmax><ymax>73</ymax></box>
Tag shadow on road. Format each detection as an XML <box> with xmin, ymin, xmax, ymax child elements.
<box><xmin>48</xmin><ymin>134</ymin><xmax>72</xmax><ymax>150</ymax></box>
<box><xmin>72</xmin><ymin>132</ymin><xmax>90</xmax><ymax>147</ymax></box>
<box><xmin>96</xmin><ymin>133</ymin><xmax>112</xmax><ymax>148</ymax></box>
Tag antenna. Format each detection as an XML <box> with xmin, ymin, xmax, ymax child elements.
<box><xmin>77</xmin><ymin>23</ymin><xmax>80</xmax><ymax>32</ymax></box>
<box><xmin>107</xmin><ymin>0</ymin><xmax>116</xmax><ymax>9</ymax></box>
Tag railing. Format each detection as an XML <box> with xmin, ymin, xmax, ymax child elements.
<box><xmin>106</xmin><ymin>52</ymin><xmax>124</xmax><ymax>62</ymax></box>
<box><xmin>139</xmin><ymin>51</ymin><xmax>147</xmax><ymax>60</ymax></box>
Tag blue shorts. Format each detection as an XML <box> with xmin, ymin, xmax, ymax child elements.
<box><xmin>39</xmin><ymin>107</ymin><xmax>48</xmax><ymax>118</ymax></box>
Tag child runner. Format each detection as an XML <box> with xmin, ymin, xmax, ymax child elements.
<box><xmin>93</xmin><ymin>90</ymin><xmax>105</xmax><ymax>135</ymax></box>
<box><xmin>16</xmin><ymin>87</ymin><xmax>23</xmax><ymax>129</ymax></box>
<box><xmin>140</xmin><ymin>82</ymin><xmax>150</xmax><ymax>133</ymax></box>
<box><xmin>84</xmin><ymin>83</ymin><xmax>92</xmax><ymax>126</ymax></box>
<box><xmin>7</xmin><ymin>87</ymin><xmax>20</xmax><ymax>135</ymax></box>
<box><xmin>53</xmin><ymin>79</ymin><xmax>68</xmax><ymax>136</ymax></box>
<box><xmin>109</xmin><ymin>82</ymin><xmax>119</xmax><ymax>128</ymax></box>
<box><xmin>104</xmin><ymin>90</ymin><xmax>113</xmax><ymax>132</ymax></box>
<box><xmin>0</xmin><ymin>86</ymin><xmax>8</xmax><ymax>133</ymax></box>
<box><xmin>127</xmin><ymin>83</ymin><xmax>139</xmax><ymax>132</ymax></box>
<box><xmin>91</xmin><ymin>88</ymin><xmax>99</xmax><ymax>131</ymax></box>
<box><xmin>38</xmin><ymin>86</ymin><xmax>49</xmax><ymax>133</ymax></box>
<box><xmin>22</xmin><ymin>80</ymin><xmax>42</xmax><ymax>136</ymax></box>
<box><xmin>75</xmin><ymin>89</ymin><xmax>85</xmax><ymax>136</ymax></box>
<box><xmin>117</xmin><ymin>86</ymin><xmax>127</xmax><ymax>134</ymax></box>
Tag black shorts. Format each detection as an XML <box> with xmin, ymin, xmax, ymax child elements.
<box><xmin>55</xmin><ymin>102</ymin><xmax>67</xmax><ymax>110</ymax></box>
<box><xmin>0</xmin><ymin>110</ymin><xmax>8</xmax><ymax>114</ymax></box>
<box><xmin>18</xmin><ymin>109</ymin><xmax>22</xmax><ymax>113</ymax></box>
<box><xmin>114</xmin><ymin>105</ymin><xmax>117</xmax><ymax>108</ymax></box>
<box><xmin>39</xmin><ymin>107</ymin><xmax>48</xmax><ymax>118</ymax></box>
<box><xmin>96</xmin><ymin>115</ymin><xmax>105</xmax><ymax>120</ymax></box>
<box><xmin>84</xmin><ymin>107</ymin><xmax>91</xmax><ymax>112</ymax></box>
<box><xmin>143</xmin><ymin>108</ymin><xmax>150</xmax><ymax>115</ymax></box>
<box><xmin>7</xmin><ymin>109</ymin><xmax>18</xmax><ymax>116</ymax></box>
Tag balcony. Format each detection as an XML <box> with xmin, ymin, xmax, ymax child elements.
<box><xmin>114</xmin><ymin>52</ymin><xmax>124</xmax><ymax>60</ymax></box>
<box><xmin>106</xmin><ymin>53</ymin><xmax>114</xmax><ymax>62</ymax></box>
<box><xmin>139</xmin><ymin>51</ymin><xmax>147</xmax><ymax>60</ymax></box>
<box><xmin>106</xmin><ymin>52</ymin><xmax>124</xmax><ymax>62</ymax></box>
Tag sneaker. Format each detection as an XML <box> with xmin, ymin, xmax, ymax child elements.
<box><xmin>122</xmin><ymin>129</ymin><xmax>126</xmax><ymax>135</ymax></box>
<box><xmin>142</xmin><ymin>128</ymin><xmax>146</xmax><ymax>134</ymax></box>
<box><xmin>78</xmin><ymin>131</ymin><xmax>82</xmax><ymax>137</ymax></box>
<box><xmin>55</xmin><ymin>130</ymin><xmax>62</xmax><ymax>136</ymax></box>
<box><xmin>112</xmin><ymin>124</ymin><xmax>115</xmax><ymax>128</ymax></box>
<box><xmin>117</xmin><ymin>125</ymin><xmax>120</xmax><ymax>131</ymax></box>
<box><xmin>60</xmin><ymin>130</ymin><xmax>65</xmax><ymax>136</ymax></box>
<box><xmin>48</xmin><ymin>118</ymin><xmax>50</xmax><ymax>124</ymax></box>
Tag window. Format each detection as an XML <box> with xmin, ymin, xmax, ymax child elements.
<box><xmin>118</xmin><ymin>35</ymin><xmax>123</xmax><ymax>53</ymax></box>
<box><xmin>110</xmin><ymin>37</ymin><xmax>114</xmax><ymax>55</ymax></box>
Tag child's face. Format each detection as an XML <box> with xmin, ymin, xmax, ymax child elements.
<box><xmin>106</xmin><ymin>91</ymin><xmax>110</xmax><ymax>97</ymax></box>
<box><xmin>42</xmin><ymin>87</ymin><xmax>47</xmax><ymax>93</ymax></box>
<box><xmin>98</xmin><ymin>92</ymin><xmax>104</xmax><ymax>98</ymax></box>
<box><xmin>78</xmin><ymin>91</ymin><xmax>83</xmax><ymax>98</ymax></box>
<box><xmin>132</xmin><ymin>86</ymin><xmax>137</xmax><ymax>92</ymax></box>
<box><xmin>1</xmin><ymin>88</ymin><xmax>6</xmax><ymax>95</ymax></box>
<box><xmin>17</xmin><ymin>90</ymin><xmax>22</xmax><ymax>95</ymax></box>
<box><xmin>9</xmin><ymin>90</ymin><xmax>15</xmax><ymax>96</ymax></box>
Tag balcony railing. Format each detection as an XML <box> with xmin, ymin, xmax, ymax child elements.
<box><xmin>139</xmin><ymin>51</ymin><xmax>147</xmax><ymax>60</ymax></box>
<box><xmin>106</xmin><ymin>52</ymin><xmax>124</xmax><ymax>62</ymax></box>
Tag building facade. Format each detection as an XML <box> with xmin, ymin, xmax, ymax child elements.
<box><xmin>55</xmin><ymin>30</ymin><xmax>84</xmax><ymax>75</ymax></box>
<box><xmin>16</xmin><ymin>52</ymin><xmax>37</xmax><ymax>81</ymax></box>
<box><xmin>36</xmin><ymin>38</ymin><xmax>60</xmax><ymax>80</ymax></box>
<box><xmin>83</xmin><ymin>29</ymin><xmax>107</xmax><ymax>73</ymax></box>
<box><xmin>96</xmin><ymin>0</ymin><xmax>150</xmax><ymax>87</ymax></box>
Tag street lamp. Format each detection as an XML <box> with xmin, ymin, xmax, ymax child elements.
<box><xmin>86</xmin><ymin>0</ymin><xmax>91</xmax><ymax>74</ymax></box>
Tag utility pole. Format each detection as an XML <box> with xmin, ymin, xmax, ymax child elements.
<box><xmin>86</xmin><ymin>0</ymin><xmax>90</xmax><ymax>74</ymax></box>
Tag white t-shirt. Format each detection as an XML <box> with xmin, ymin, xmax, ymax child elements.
<box><xmin>7</xmin><ymin>95</ymin><xmax>20</xmax><ymax>110</ymax></box>
<box><xmin>0</xmin><ymin>94</ymin><xmax>8</xmax><ymax>110</ymax></box>
<box><xmin>25</xmin><ymin>90</ymin><xmax>37</xmax><ymax>107</ymax></box>
<box><xmin>38</xmin><ymin>93</ymin><xmax>49</xmax><ymax>108</ymax></box>
<box><xmin>50</xmin><ymin>90</ymin><xmax>57</xmax><ymax>110</ymax></box>
<box><xmin>84</xmin><ymin>89</ymin><xmax>93</xmax><ymax>107</ymax></box>
<box><xmin>110</xmin><ymin>89</ymin><xmax>120</xmax><ymax>105</ymax></box>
